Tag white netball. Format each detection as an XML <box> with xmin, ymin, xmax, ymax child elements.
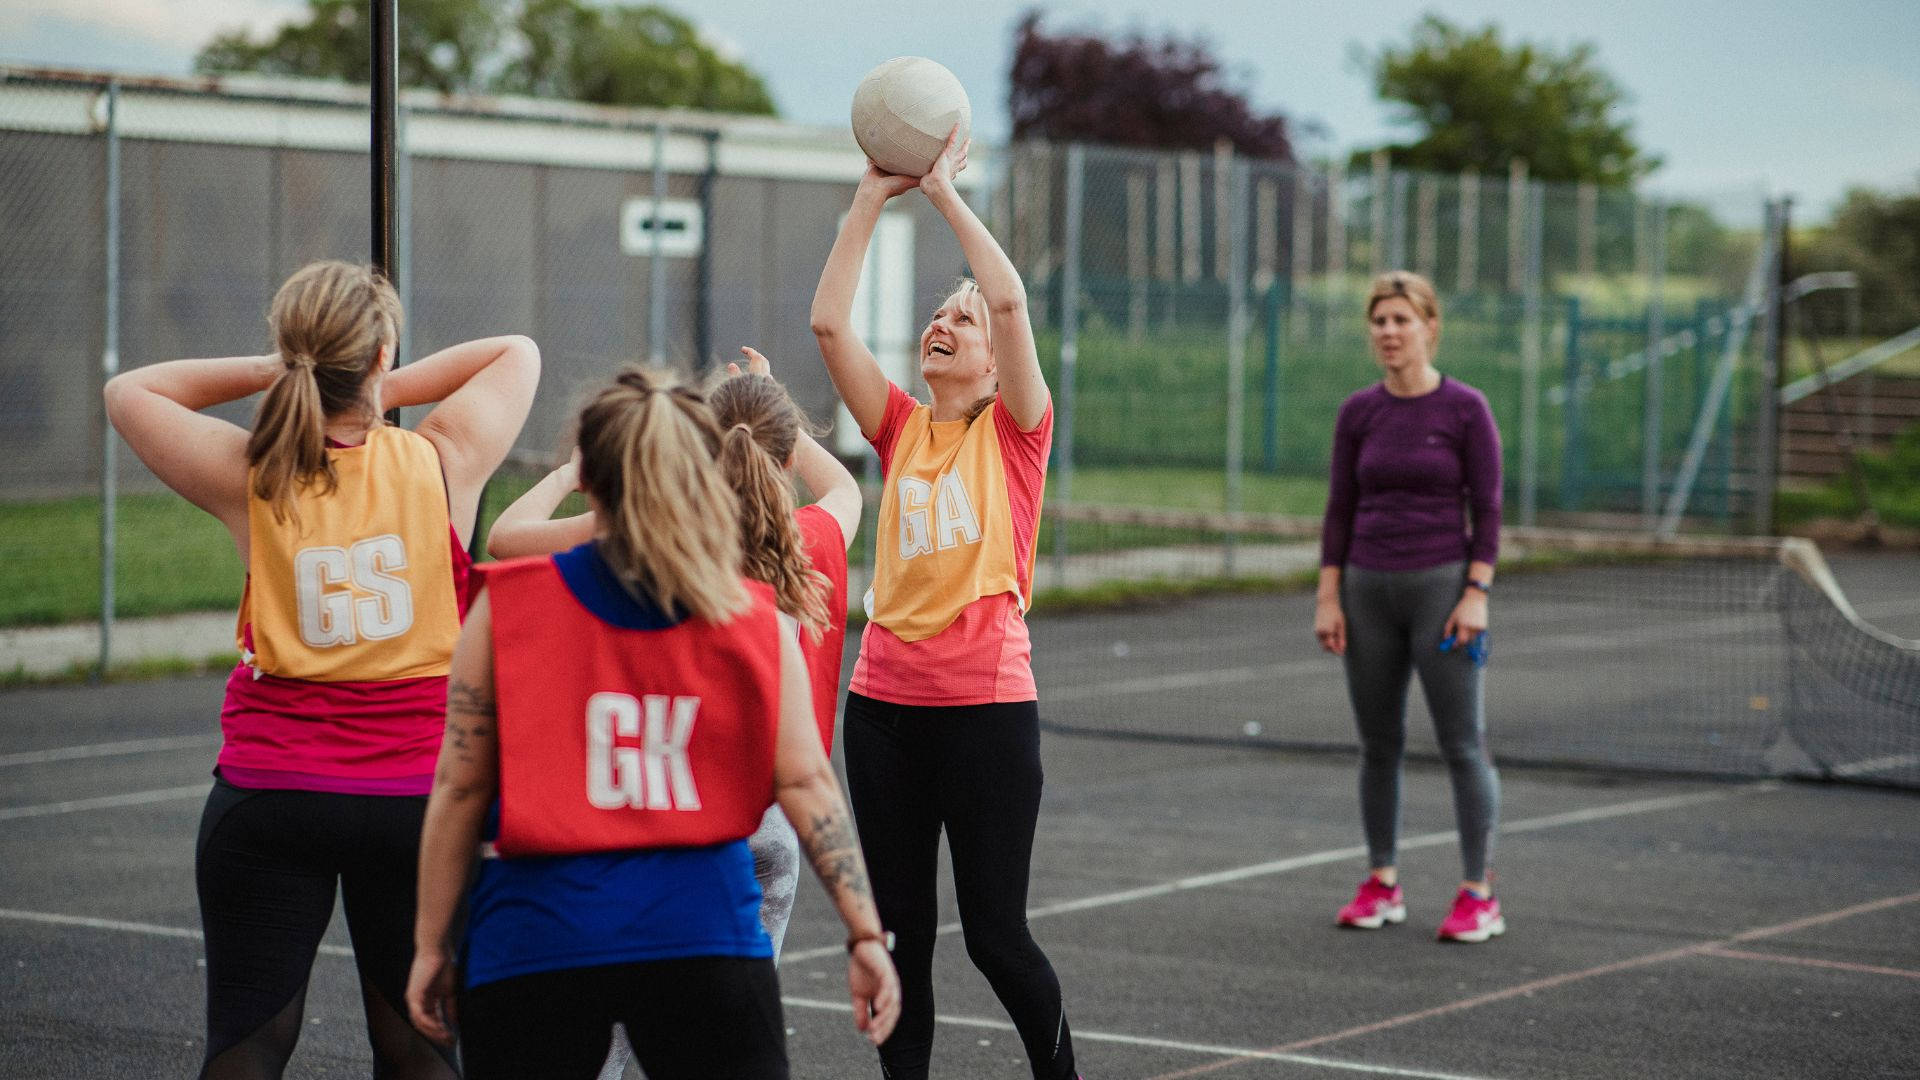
<box><xmin>850</xmin><ymin>57</ymin><xmax>972</xmax><ymax>178</ymax></box>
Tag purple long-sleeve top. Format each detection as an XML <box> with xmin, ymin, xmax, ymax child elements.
<box><xmin>1320</xmin><ymin>375</ymin><xmax>1503</xmax><ymax>572</ymax></box>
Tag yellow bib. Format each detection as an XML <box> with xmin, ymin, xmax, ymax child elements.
<box><xmin>239</xmin><ymin>426</ymin><xmax>461</xmax><ymax>682</ymax></box>
<box><xmin>869</xmin><ymin>401</ymin><xmax>1026</xmax><ymax>642</ymax></box>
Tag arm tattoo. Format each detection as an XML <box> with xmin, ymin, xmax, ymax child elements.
<box><xmin>445</xmin><ymin>679</ymin><xmax>496</xmax><ymax>763</ymax></box>
<box><xmin>448</xmin><ymin>679</ymin><xmax>496</xmax><ymax>719</ymax></box>
<box><xmin>801</xmin><ymin>807</ymin><xmax>872</xmax><ymax>901</ymax></box>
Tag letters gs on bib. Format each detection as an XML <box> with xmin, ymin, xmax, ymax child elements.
<box><xmin>899</xmin><ymin>472</ymin><xmax>982</xmax><ymax>560</ymax></box>
<box><xmin>294</xmin><ymin>534</ymin><xmax>414</xmax><ymax>647</ymax></box>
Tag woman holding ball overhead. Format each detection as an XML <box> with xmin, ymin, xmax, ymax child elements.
<box><xmin>812</xmin><ymin>124</ymin><xmax>1079</xmax><ymax>1080</ymax></box>
<box><xmin>1317</xmin><ymin>270</ymin><xmax>1506</xmax><ymax>944</ymax></box>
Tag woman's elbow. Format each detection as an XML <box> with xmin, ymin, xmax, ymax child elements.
<box><xmin>483</xmin><ymin>531</ymin><xmax>518</xmax><ymax>561</ymax></box>
<box><xmin>101</xmin><ymin>374</ymin><xmax>139</xmax><ymax>427</ymax></box>
<box><xmin>505</xmin><ymin>335</ymin><xmax>541</xmax><ymax>375</ymax></box>
<box><xmin>810</xmin><ymin>312</ymin><xmax>847</xmax><ymax>340</ymax></box>
<box><xmin>988</xmin><ymin>289</ymin><xmax>1029</xmax><ymax>316</ymax></box>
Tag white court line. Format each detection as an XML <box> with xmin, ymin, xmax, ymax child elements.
<box><xmin>781</xmin><ymin>996</ymin><xmax>1505</xmax><ymax>1080</ymax></box>
<box><xmin>782</xmin><ymin>786</ymin><xmax>1755</xmax><ymax>964</ymax></box>
<box><xmin>0</xmin><ymin>734</ymin><xmax>221</xmax><ymax>768</ymax></box>
<box><xmin>1830</xmin><ymin>754</ymin><xmax>1920</xmax><ymax>778</ymax></box>
<box><xmin>0</xmin><ymin>906</ymin><xmax>1497</xmax><ymax>1079</ymax></box>
<box><xmin>0</xmin><ymin>784</ymin><xmax>207</xmax><ymax>821</ymax></box>
<box><xmin>0</xmin><ymin>908</ymin><xmax>353</xmax><ymax>957</ymax></box>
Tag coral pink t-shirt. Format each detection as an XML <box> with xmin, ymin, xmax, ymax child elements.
<box><xmin>849</xmin><ymin>383</ymin><xmax>1051</xmax><ymax>707</ymax></box>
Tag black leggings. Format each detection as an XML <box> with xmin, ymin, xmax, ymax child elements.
<box><xmin>842</xmin><ymin>694</ymin><xmax>1076</xmax><ymax>1080</ymax></box>
<box><xmin>194</xmin><ymin>779</ymin><xmax>457</xmax><ymax>1080</ymax></box>
<box><xmin>459</xmin><ymin>957</ymin><xmax>787</xmax><ymax>1080</ymax></box>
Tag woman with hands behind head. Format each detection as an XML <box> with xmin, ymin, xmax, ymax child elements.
<box><xmin>103</xmin><ymin>259</ymin><xmax>538</xmax><ymax>1080</ymax></box>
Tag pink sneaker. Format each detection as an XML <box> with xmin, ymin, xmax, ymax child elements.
<box><xmin>1336</xmin><ymin>876</ymin><xmax>1406</xmax><ymax>929</ymax></box>
<box><xmin>1436</xmin><ymin>889</ymin><xmax>1505</xmax><ymax>943</ymax></box>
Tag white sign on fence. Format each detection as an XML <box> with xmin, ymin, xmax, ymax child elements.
<box><xmin>620</xmin><ymin>197</ymin><xmax>703</xmax><ymax>258</ymax></box>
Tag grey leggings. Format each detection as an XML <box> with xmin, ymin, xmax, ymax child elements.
<box><xmin>1341</xmin><ymin>561</ymin><xmax>1501</xmax><ymax>882</ymax></box>
<box><xmin>596</xmin><ymin>805</ymin><xmax>800</xmax><ymax>1080</ymax></box>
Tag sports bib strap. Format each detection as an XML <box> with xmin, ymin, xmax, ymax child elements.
<box><xmin>484</xmin><ymin>555</ymin><xmax>782</xmax><ymax>857</ymax></box>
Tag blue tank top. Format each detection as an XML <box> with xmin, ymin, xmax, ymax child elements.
<box><xmin>462</xmin><ymin>543</ymin><xmax>774</xmax><ymax>989</ymax></box>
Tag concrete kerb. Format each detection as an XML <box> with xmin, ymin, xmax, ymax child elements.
<box><xmin>3</xmin><ymin>544</ymin><xmax>1325</xmax><ymax>678</ymax></box>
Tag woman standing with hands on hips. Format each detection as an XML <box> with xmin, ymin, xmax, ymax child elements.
<box><xmin>1316</xmin><ymin>271</ymin><xmax>1506</xmax><ymax>944</ymax></box>
<box><xmin>812</xmin><ymin>128</ymin><xmax>1080</xmax><ymax>1080</ymax></box>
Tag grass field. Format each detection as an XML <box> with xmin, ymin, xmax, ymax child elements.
<box><xmin>0</xmin><ymin>493</ymin><xmax>241</xmax><ymax>627</ymax></box>
<box><xmin>0</xmin><ymin>466</ymin><xmax>1331</xmax><ymax>628</ymax></box>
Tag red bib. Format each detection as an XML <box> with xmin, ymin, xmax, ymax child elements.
<box><xmin>483</xmin><ymin>556</ymin><xmax>781</xmax><ymax>858</ymax></box>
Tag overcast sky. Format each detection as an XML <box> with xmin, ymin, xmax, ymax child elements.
<box><xmin>6</xmin><ymin>0</ymin><xmax>1917</xmax><ymax>221</ymax></box>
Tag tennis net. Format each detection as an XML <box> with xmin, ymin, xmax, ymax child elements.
<box><xmin>1028</xmin><ymin>512</ymin><xmax>1920</xmax><ymax>791</ymax></box>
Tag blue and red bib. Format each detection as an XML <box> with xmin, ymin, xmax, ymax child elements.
<box><xmin>481</xmin><ymin>547</ymin><xmax>782</xmax><ymax>858</ymax></box>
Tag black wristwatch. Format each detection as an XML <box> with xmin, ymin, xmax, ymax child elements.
<box><xmin>1465</xmin><ymin>579</ymin><xmax>1491</xmax><ymax>594</ymax></box>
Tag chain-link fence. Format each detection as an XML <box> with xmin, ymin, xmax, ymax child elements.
<box><xmin>999</xmin><ymin>142</ymin><xmax>1789</xmax><ymax>550</ymax></box>
<box><xmin>11</xmin><ymin>68</ymin><xmax>1913</xmax><ymax>675</ymax></box>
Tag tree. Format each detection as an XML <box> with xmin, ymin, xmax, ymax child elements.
<box><xmin>1008</xmin><ymin>12</ymin><xmax>1297</xmax><ymax>160</ymax></box>
<box><xmin>1358</xmin><ymin>15</ymin><xmax>1656</xmax><ymax>184</ymax></box>
<box><xmin>1795</xmin><ymin>178</ymin><xmax>1920</xmax><ymax>333</ymax></box>
<box><xmin>496</xmin><ymin>1</ymin><xmax>774</xmax><ymax>113</ymax></box>
<box><xmin>195</xmin><ymin>0</ymin><xmax>776</xmax><ymax>114</ymax></box>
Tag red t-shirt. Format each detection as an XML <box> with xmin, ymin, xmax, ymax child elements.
<box><xmin>218</xmin><ymin>523</ymin><xmax>473</xmax><ymax>796</ymax></box>
<box><xmin>794</xmin><ymin>503</ymin><xmax>850</xmax><ymax>750</ymax></box>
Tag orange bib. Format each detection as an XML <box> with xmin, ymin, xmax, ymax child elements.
<box><xmin>868</xmin><ymin>401</ymin><xmax>1027</xmax><ymax>642</ymax></box>
<box><xmin>239</xmin><ymin>426</ymin><xmax>460</xmax><ymax>682</ymax></box>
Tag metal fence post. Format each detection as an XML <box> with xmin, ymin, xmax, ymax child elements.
<box><xmin>1753</xmin><ymin>198</ymin><xmax>1789</xmax><ymax>535</ymax></box>
<box><xmin>1223</xmin><ymin>156</ymin><xmax>1249</xmax><ymax>576</ymax></box>
<box><xmin>648</xmin><ymin>122</ymin><xmax>668</xmax><ymax>364</ymax></box>
<box><xmin>395</xmin><ymin>102</ymin><xmax>412</xmax><ymax>368</ymax></box>
<box><xmin>1051</xmin><ymin>143</ymin><xmax>1084</xmax><ymax>590</ymax></box>
<box><xmin>1562</xmin><ymin>292</ymin><xmax>1585</xmax><ymax>510</ymax></box>
<box><xmin>1506</xmin><ymin>159</ymin><xmax>1528</xmax><ymax>293</ymax></box>
<box><xmin>98</xmin><ymin>78</ymin><xmax>120</xmax><ymax>677</ymax></box>
<box><xmin>1641</xmin><ymin>198</ymin><xmax>1667</xmax><ymax>528</ymax></box>
<box><xmin>1263</xmin><ymin>279</ymin><xmax>1282</xmax><ymax>472</ymax></box>
<box><xmin>1369</xmin><ymin>151</ymin><xmax>1389</xmax><ymax>275</ymax></box>
<box><xmin>1519</xmin><ymin>181</ymin><xmax>1543</xmax><ymax>526</ymax></box>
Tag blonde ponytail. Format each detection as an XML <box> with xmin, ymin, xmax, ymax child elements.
<box><xmin>247</xmin><ymin>261</ymin><xmax>402</xmax><ymax>523</ymax></box>
<box><xmin>576</xmin><ymin>367</ymin><xmax>749</xmax><ymax>623</ymax></box>
<box><xmin>708</xmin><ymin>374</ymin><xmax>833</xmax><ymax>640</ymax></box>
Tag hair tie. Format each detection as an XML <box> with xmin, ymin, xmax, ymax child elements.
<box><xmin>283</xmin><ymin>352</ymin><xmax>316</xmax><ymax>372</ymax></box>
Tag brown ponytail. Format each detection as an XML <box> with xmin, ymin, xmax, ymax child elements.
<box><xmin>248</xmin><ymin>261</ymin><xmax>403</xmax><ymax>523</ymax></box>
<box><xmin>576</xmin><ymin>367</ymin><xmax>748</xmax><ymax>623</ymax></box>
<box><xmin>709</xmin><ymin>374</ymin><xmax>832</xmax><ymax>639</ymax></box>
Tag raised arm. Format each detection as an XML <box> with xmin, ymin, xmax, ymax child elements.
<box><xmin>734</xmin><ymin>348</ymin><xmax>862</xmax><ymax>547</ymax></box>
<box><xmin>406</xmin><ymin>588</ymin><xmax>501</xmax><ymax>1047</ymax></box>
<box><xmin>102</xmin><ymin>354</ymin><xmax>282</xmax><ymax>542</ymax></box>
<box><xmin>811</xmin><ymin>169</ymin><xmax>918</xmax><ymax>436</ymax></box>
<box><xmin>772</xmin><ymin>624</ymin><xmax>899</xmax><ymax>1045</ymax></box>
<box><xmin>918</xmin><ymin>130</ymin><xmax>1047</xmax><ymax>431</ymax></box>
<box><xmin>484</xmin><ymin>451</ymin><xmax>597</xmax><ymax>559</ymax></box>
<box><xmin>397</xmin><ymin>335</ymin><xmax>543</xmax><ymax>549</ymax></box>
<box><xmin>793</xmin><ymin>432</ymin><xmax>861</xmax><ymax>551</ymax></box>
